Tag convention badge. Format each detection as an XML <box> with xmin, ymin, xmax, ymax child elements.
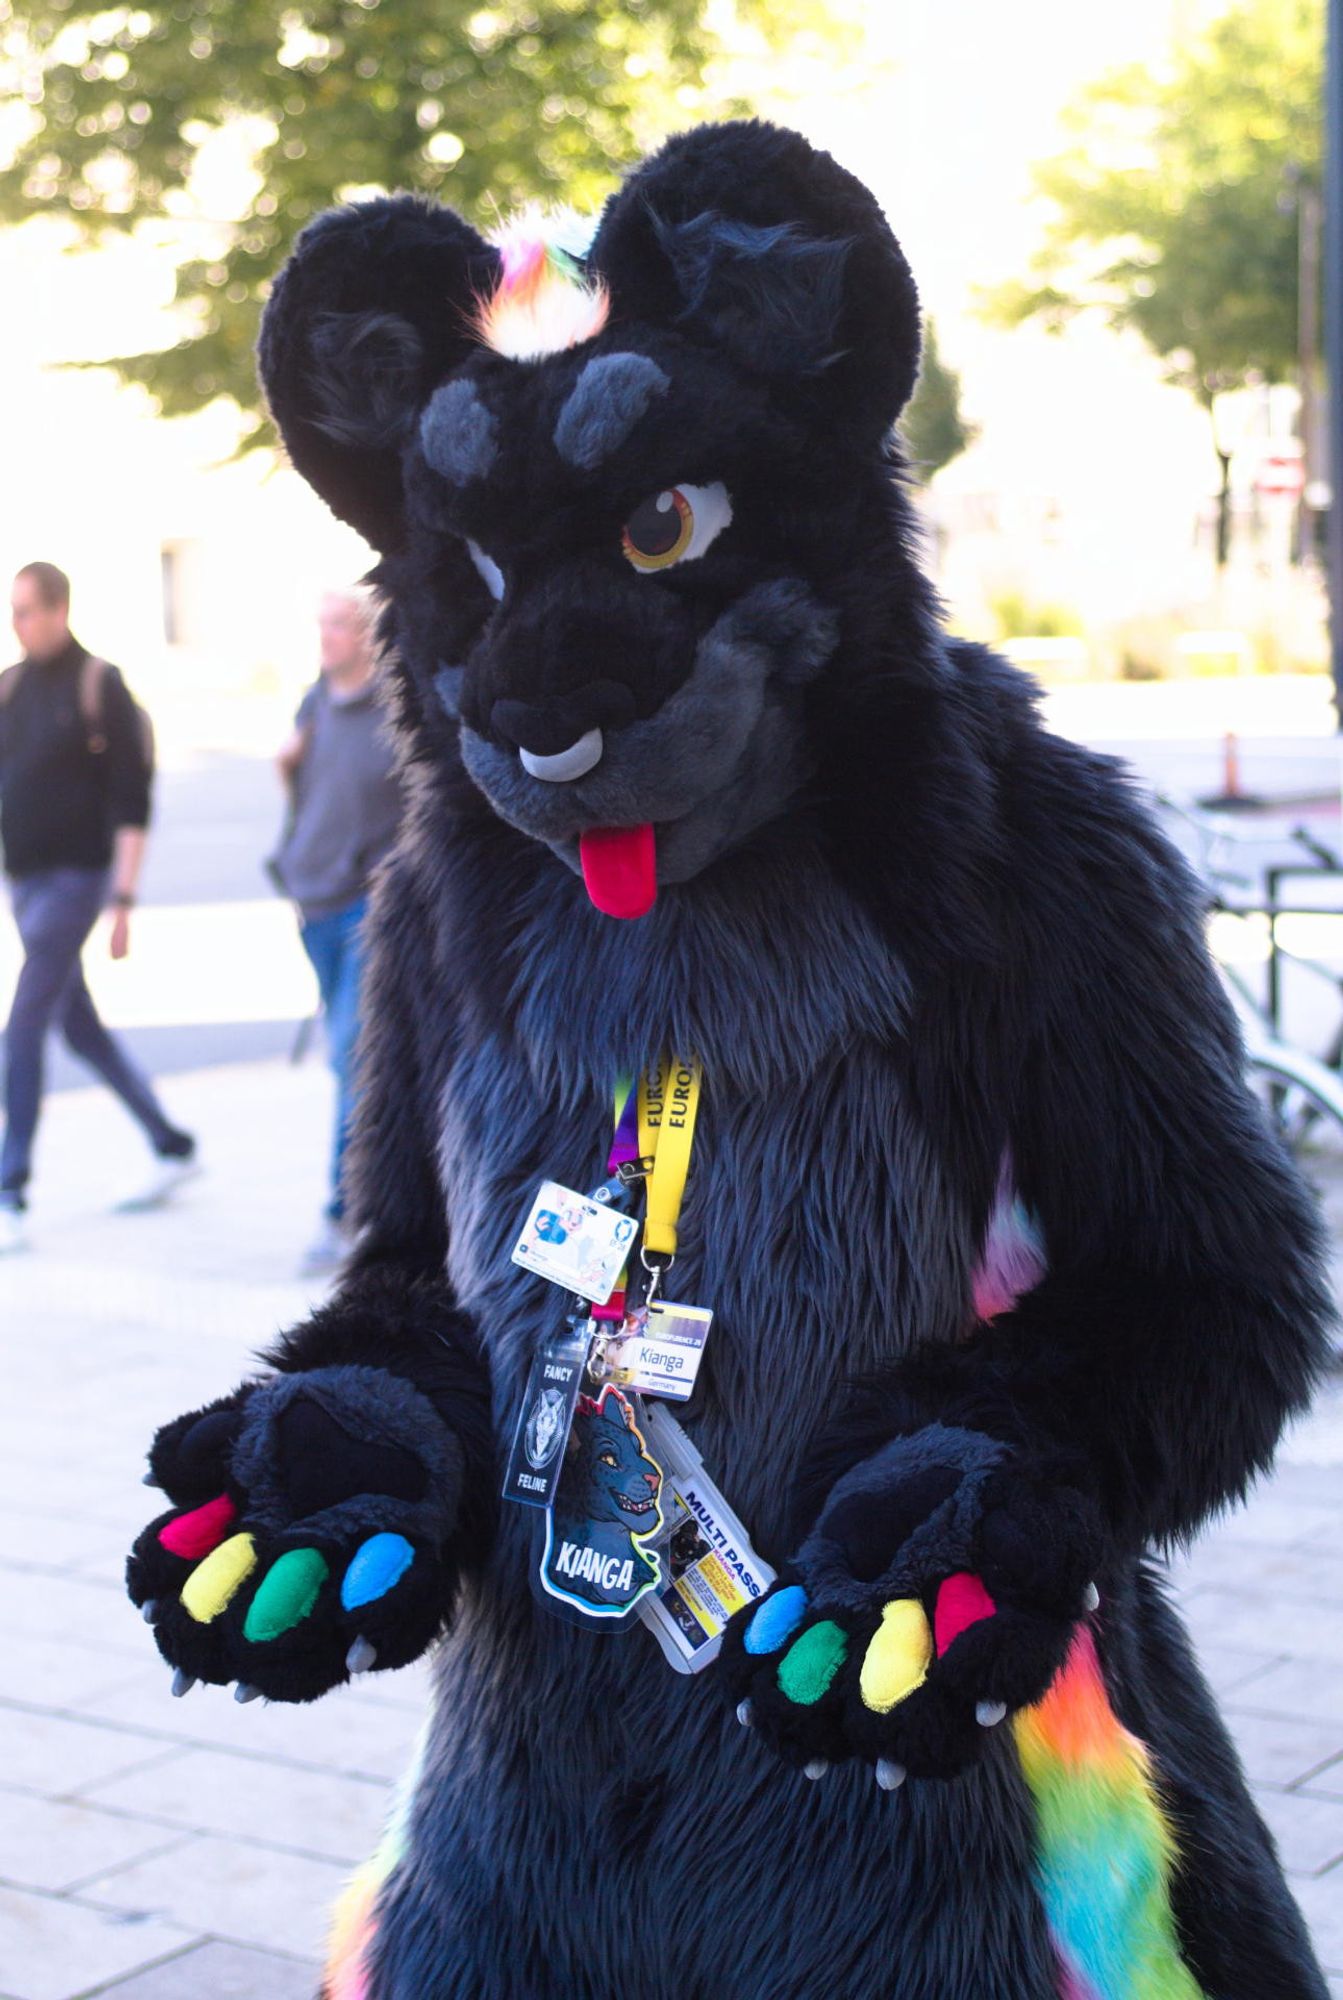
<box><xmin>511</xmin><ymin>1181</ymin><xmax>639</xmax><ymax>1305</ymax></box>
<box><xmin>636</xmin><ymin>1405</ymin><xmax>775</xmax><ymax>1674</ymax></box>
<box><xmin>501</xmin><ymin>1321</ymin><xmax>594</xmax><ymax>1510</ymax></box>
<box><xmin>536</xmin><ymin>1384</ymin><xmax>664</xmax><ymax>1625</ymax></box>
<box><xmin>606</xmin><ymin>1302</ymin><xmax>713</xmax><ymax>1403</ymax></box>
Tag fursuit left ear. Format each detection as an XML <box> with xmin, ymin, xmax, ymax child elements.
<box><xmin>587</xmin><ymin>120</ymin><xmax>921</xmax><ymax>450</ymax></box>
<box><xmin>258</xmin><ymin>196</ymin><xmax>500</xmax><ymax>551</ymax></box>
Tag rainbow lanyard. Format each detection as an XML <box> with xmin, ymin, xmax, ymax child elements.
<box><xmin>595</xmin><ymin>1055</ymin><xmax>703</xmax><ymax>1321</ymax></box>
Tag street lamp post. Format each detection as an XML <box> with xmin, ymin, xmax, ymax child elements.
<box><xmin>1327</xmin><ymin>0</ymin><xmax>1343</xmax><ymax>718</ymax></box>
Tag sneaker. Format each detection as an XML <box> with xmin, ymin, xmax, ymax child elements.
<box><xmin>299</xmin><ymin>1213</ymin><xmax>350</xmax><ymax>1277</ymax></box>
<box><xmin>0</xmin><ymin>1201</ymin><xmax>29</xmax><ymax>1256</ymax></box>
<box><xmin>114</xmin><ymin>1151</ymin><xmax>203</xmax><ymax>1214</ymax></box>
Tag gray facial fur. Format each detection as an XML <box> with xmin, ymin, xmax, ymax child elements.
<box><xmin>420</xmin><ymin>379</ymin><xmax>498</xmax><ymax>484</ymax></box>
<box><xmin>434</xmin><ymin>664</ymin><xmax>465</xmax><ymax>719</ymax></box>
<box><xmin>552</xmin><ymin>353</ymin><xmax>671</xmax><ymax>470</ymax></box>
<box><xmin>458</xmin><ymin>579</ymin><xmax>839</xmax><ymax>886</ymax></box>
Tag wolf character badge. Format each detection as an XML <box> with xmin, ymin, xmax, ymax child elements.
<box><xmin>540</xmin><ymin>1386</ymin><xmax>663</xmax><ymax>1618</ymax></box>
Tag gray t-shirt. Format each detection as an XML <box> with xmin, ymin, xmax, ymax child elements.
<box><xmin>275</xmin><ymin>677</ymin><xmax>402</xmax><ymax>920</ymax></box>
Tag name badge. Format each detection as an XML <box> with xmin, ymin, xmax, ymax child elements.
<box><xmin>606</xmin><ymin>1302</ymin><xmax>712</xmax><ymax>1402</ymax></box>
<box><xmin>537</xmin><ymin>1385</ymin><xmax>664</xmax><ymax>1625</ymax></box>
<box><xmin>501</xmin><ymin>1323</ymin><xmax>592</xmax><ymax>1510</ymax></box>
<box><xmin>512</xmin><ymin>1181</ymin><xmax>638</xmax><ymax>1305</ymax></box>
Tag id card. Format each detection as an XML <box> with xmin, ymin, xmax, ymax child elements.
<box><xmin>511</xmin><ymin>1181</ymin><xmax>638</xmax><ymax>1305</ymax></box>
<box><xmin>501</xmin><ymin>1322</ymin><xmax>592</xmax><ymax>1510</ymax></box>
<box><xmin>606</xmin><ymin>1302</ymin><xmax>712</xmax><ymax>1402</ymax></box>
<box><xmin>637</xmin><ymin>1406</ymin><xmax>775</xmax><ymax>1673</ymax></box>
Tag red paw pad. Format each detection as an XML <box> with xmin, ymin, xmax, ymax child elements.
<box><xmin>934</xmin><ymin>1572</ymin><xmax>996</xmax><ymax>1655</ymax></box>
<box><xmin>159</xmin><ymin>1493</ymin><xmax>237</xmax><ymax>1560</ymax></box>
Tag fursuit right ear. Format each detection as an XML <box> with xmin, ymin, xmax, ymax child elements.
<box><xmin>586</xmin><ymin>121</ymin><xmax>920</xmax><ymax>452</ymax></box>
<box><xmin>258</xmin><ymin>197</ymin><xmax>500</xmax><ymax>551</ymax></box>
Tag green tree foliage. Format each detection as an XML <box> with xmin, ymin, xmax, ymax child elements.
<box><xmin>900</xmin><ymin>319</ymin><xmax>976</xmax><ymax>482</ymax></box>
<box><xmin>0</xmin><ymin>0</ymin><xmax>820</xmax><ymax>437</ymax></box>
<box><xmin>986</xmin><ymin>0</ymin><xmax>1322</xmax><ymax>406</ymax></box>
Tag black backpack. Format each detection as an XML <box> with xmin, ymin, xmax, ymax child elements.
<box><xmin>0</xmin><ymin>653</ymin><xmax>155</xmax><ymax>786</ymax></box>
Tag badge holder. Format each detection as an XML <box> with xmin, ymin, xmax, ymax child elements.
<box><xmin>502</xmin><ymin>1057</ymin><xmax>742</xmax><ymax>1637</ymax></box>
<box><xmin>636</xmin><ymin>1405</ymin><xmax>775</xmax><ymax>1673</ymax></box>
<box><xmin>503</xmin><ymin>1157</ymin><xmax>667</xmax><ymax>1630</ymax></box>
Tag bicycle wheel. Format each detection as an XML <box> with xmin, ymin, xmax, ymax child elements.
<box><xmin>1246</xmin><ymin>1049</ymin><xmax>1343</xmax><ymax>1161</ymax></box>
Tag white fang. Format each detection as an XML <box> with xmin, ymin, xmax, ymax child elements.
<box><xmin>519</xmin><ymin>729</ymin><xmax>604</xmax><ymax>783</ymax></box>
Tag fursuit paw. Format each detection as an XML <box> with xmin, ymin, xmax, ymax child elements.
<box><xmin>127</xmin><ymin>1367</ymin><xmax>466</xmax><ymax>1703</ymax></box>
<box><xmin>718</xmin><ymin>1423</ymin><xmax>1102</xmax><ymax>1783</ymax></box>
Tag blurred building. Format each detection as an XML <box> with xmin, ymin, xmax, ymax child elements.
<box><xmin>0</xmin><ymin>222</ymin><xmax>371</xmax><ymax>762</ymax></box>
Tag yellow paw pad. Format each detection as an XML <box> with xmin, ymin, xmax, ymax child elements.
<box><xmin>181</xmin><ymin>1532</ymin><xmax>258</xmax><ymax>1624</ymax></box>
<box><xmin>859</xmin><ymin>1599</ymin><xmax>932</xmax><ymax>1714</ymax></box>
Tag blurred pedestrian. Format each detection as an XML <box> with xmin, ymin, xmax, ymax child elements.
<box><xmin>0</xmin><ymin>562</ymin><xmax>197</xmax><ymax>1253</ymax></box>
<box><xmin>272</xmin><ymin>586</ymin><xmax>402</xmax><ymax>1274</ymax></box>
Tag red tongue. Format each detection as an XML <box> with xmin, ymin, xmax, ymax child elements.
<box><xmin>579</xmin><ymin>824</ymin><xmax>656</xmax><ymax>919</ymax></box>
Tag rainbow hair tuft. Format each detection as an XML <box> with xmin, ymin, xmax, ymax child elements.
<box><xmin>472</xmin><ymin>208</ymin><xmax>609</xmax><ymax>362</ymax></box>
<box><xmin>1015</xmin><ymin>1628</ymin><xmax>1207</xmax><ymax>2000</ymax></box>
<box><xmin>324</xmin><ymin>1722</ymin><xmax>429</xmax><ymax>2000</ymax></box>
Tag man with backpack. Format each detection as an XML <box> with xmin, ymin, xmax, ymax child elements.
<box><xmin>0</xmin><ymin>561</ymin><xmax>197</xmax><ymax>1252</ymax></box>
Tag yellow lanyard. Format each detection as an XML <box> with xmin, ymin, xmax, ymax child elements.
<box><xmin>635</xmin><ymin>1054</ymin><xmax>703</xmax><ymax>1261</ymax></box>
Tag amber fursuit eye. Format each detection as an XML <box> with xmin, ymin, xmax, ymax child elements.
<box><xmin>622</xmin><ymin>489</ymin><xmax>694</xmax><ymax>570</ymax></box>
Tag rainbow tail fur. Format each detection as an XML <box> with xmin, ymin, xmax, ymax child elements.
<box><xmin>1015</xmin><ymin>1628</ymin><xmax>1207</xmax><ymax>2000</ymax></box>
<box><xmin>323</xmin><ymin>1721</ymin><xmax>429</xmax><ymax>2000</ymax></box>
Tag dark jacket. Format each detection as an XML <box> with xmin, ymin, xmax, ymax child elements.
<box><xmin>0</xmin><ymin>638</ymin><xmax>150</xmax><ymax>878</ymax></box>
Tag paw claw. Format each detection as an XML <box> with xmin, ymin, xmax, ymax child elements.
<box><xmin>345</xmin><ymin>1635</ymin><xmax>377</xmax><ymax>1676</ymax></box>
<box><xmin>1083</xmin><ymin>1581</ymin><xmax>1100</xmax><ymax>1613</ymax></box>
<box><xmin>141</xmin><ymin>1599</ymin><xmax>158</xmax><ymax>1624</ymax></box>
<box><xmin>975</xmin><ymin>1699</ymin><xmax>1007</xmax><ymax>1728</ymax></box>
<box><xmin>234</xmin><ymin>1682</ymin><xmax>262</xmax><ymax>1704</ymax></box>
<box><xmin>875</xmin><ymin>1758</ymin><xmax>907</xmax><ymax>1791</ymax></box>
<box><xmin>171</xmin><ymin>1668</ymin><xmax>196</xmax><ymax>1698</ymax></box>
<box><xmin>802</xmin><ymin>1758</ymin><xmax>829</xmax><ymax>1781</ymax></box>
<box><xmin>142</xmin><ymin>1471</ymin><xmax>159</xmax><ymax>1487</ymax></box>
<box><xmin>736</xmin><ymin>1697</ymin><xmax>755</xmax><ymax>1728</ymax></box>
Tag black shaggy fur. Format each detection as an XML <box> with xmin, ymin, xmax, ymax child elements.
<box><xmin>126</xmin><ymin>121</ymin><xmax>1334</xmax><ymax>1997</ymax></box>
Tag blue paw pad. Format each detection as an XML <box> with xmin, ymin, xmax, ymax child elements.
<box><xmin>341</xmin><ymin>1532</ymin><xmax>415</xmax><ymax>1612</ymax></box>
<box><xmin>744</xmin><ymin>1583</ymin><xmax>809</xmax><ymax>1655</ymax></box>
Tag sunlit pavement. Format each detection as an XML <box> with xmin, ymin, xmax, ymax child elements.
<box><xmin>0</xmin><ymin>1056</ymin><xmax>1340</xmax><ymax>1997</ymax></box>
<box><xmin>0</xmin><ymin>1057</ymin><xmax>430</xmax><ymax>2000</ymax></box>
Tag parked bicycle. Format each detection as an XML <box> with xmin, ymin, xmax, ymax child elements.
<box><xmin>1157</xmin><ymin>790</ymin><xmax>1343</xmax><ymax>1161</ymax></box>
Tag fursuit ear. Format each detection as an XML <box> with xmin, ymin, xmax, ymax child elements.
<box><xmin>258</xmin><ymin>196</ymin><xmax>500</xmax><ymax>550</ymax></box>
<box><xmin>587</xmin><ymin>120</ymin><xmax>920</xmax><ymax>448</ymax></box>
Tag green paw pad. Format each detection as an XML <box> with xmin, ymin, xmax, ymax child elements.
<box><xmin>243</xmin><ymin>1548</ymin><xmax>330</xmax><ymax>1643</ymax></box>
<box><xmin>777</xmin><ymin>1620</ymin><xmax>848</xmax><ymax>1705</ymax></box>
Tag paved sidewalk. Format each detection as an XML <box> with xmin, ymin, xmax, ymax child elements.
<box><xmin>1</xmin><ymin>1058</ymin><xmax>1341</xmax><ymax>1998</ymax></box>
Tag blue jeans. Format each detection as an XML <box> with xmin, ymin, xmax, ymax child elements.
<box><xmin>2</xmin><ymin>867</ymin><xmax>183</xmax><ymax>1200</ymax></box>
<box><xmin>299</xmin><ymin>897</ymin><xmax>367</xmax><ymax>1221</ymax></box>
